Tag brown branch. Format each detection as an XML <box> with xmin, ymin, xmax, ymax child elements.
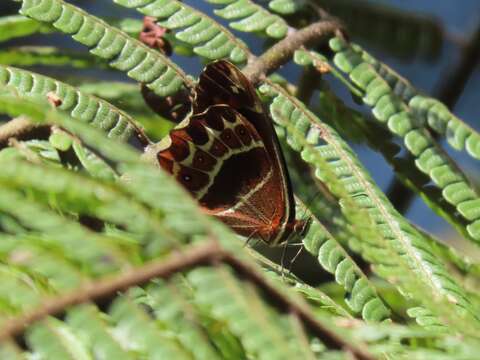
<box><xmin>0</xmin><ymin>117</ymin><xmax>50</xmax><ymax>149</ymax></box>
<box><xmin>243</xmin><ymin>19</ymin><xmax>344</xmax><ymax>86</ymax></box>
<box><xmin>0</xmin><ymin>240</ymin><xmax>223</xmax><ymax>342</ymax></box>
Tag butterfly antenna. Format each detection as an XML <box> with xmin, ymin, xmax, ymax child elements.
<box><xmin>288</xmin><ymin>245</ymin><xmax>304</xmax><ymax>273</ymax></box>
<box><xmin>280</xmin><ymin>240</ymin><xmax>289</xmax><ymax>280</ymax></box>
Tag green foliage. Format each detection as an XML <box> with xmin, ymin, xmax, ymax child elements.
<box><xmin>0</xmin><ymin>65</ymin><xmax>144</xmax><ymax>142</ymax></box>
<box><xmin>1</xmin><ymin>1</ymin><xmax>480</xmax><ymax>359</ymax></box>
<box><xmin>328</xmin><ymin>36</ymin><xmax>480</xmax><ymax>244</ymax></box>
<box><xmin>206</xmin><ymin>0</ymin><xmax>289</xmax><ymax>38</ymax></box>
<box><xmin>17</xmin><ymin>0</ymin><xmax>191</xmax><ymax>96</ymax></box>
<box><xmin>115</xmin><ymin>0</ymin><xmax>250</xmax><ymax>63</ymax></box>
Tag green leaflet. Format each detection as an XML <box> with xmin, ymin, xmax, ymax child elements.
<box><xmin>259</xmin><ymin>82</ymin><xmax>480</xmax><ymax>331</ymax></box>
<box><xmin>17</xmin><ymin>0</ymin><xmax>191</xmax><ymax>96</ymax></box>
<box><xmin>0</xmin><ymin>264</ymin><xmax>45</xmax><ymax>318</ymax></box>
<box><xmin>0</xmin><ymin>46</ymin><xmax>103</xmax><ymax>68</ymax></box>
<box><xmin>110</xmin><ymin>296</ymin><xmax>192</xmax><ymax>359</ymax></box>
<box><xmin>268</xmin><ymin>0</ymin><xmax>304</xmax><ymax>15</ymax></box>
<box><xmin>348</xmin><ymin>40</ymin><xmax>480</xmax><ymax>161</ymax></box>
<box><xmin>328</xmin><ymin>37</ymin><xmax>480</xmax><ymax>244</ymax></box>
<box><xmin>72</xmin><ymin>141</ymin><xmax>118</xmax><ymax>181</ymax></box>
<box><xmin>205</xmin><ymin>0</ymin><xmax>289</xmax><ymax>38</ymax></box>
<box><xmin>0</xmin><ymin>65</ymin><xmax>144</xmax><ymax>142</ymax></box>
<box><xmin>67</xmin><ymin>305</ymin><xmax>134</xmax><ymax>360</ymax></box>
<box><xmin>0</xmin><ymin>15</ymin><xmax>53</xmax><ymax>42</ymax></box>
<box><xmin>114</xmin><ymin>0</ymin><xmax>249</xmax><ymax>63</ymax></box>
<box><xmin>26</xmin><ymin>319</ymin><xmax>92</xmax><ymax>360</ymax></box>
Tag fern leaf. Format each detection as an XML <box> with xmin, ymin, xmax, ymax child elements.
<box><xmin>0</xmin><ymin>15</ymin><xmax>53</xmax><ymax>42</ymax></box>
<box><xmin>205</xmin><ymin>0</ymin><xmax>289</xmax><ymax>38</ymax></box>
<box><xmin>0</xmin><ymin>46</ymin><xmax>103</xmax><ymax>68</ymax></box>
<box><xmin>268</xmin><ymin>0</ymin><xmax>304</xmax><ymax>15</ymax></box>
<box><xmin>0</xmin><ymin>65</ymin><xmax>145</xmax><ymax>143</ymax></box>
<box><xmin>259</xmin><ymin>82</ymin><xmax>480</xmax><ymax>330</ymax></box>
<box><xmin>329</xmin><ymin>37</ymin><xmax>480</xmax><ymax>244</ymax></box>
<box><xmin>114</xmin><ymin>0</ymin><xmax>249</xmax><ymax>63</ymax></box>
<box><xmin>71</xmin><ymin>141</ymin><xmax>117</xmax><ymax>181</ymax></box>
<box><xmin>350</xmin><ymin>40</ymin><xmax>480</xmax><ymax>162</ymax></box>
<box><xmin>16</xmin><ymin>0</ymin><xmax>191</xmax><ymax>96</ymax></box>
<box><xmin>292</xmin><ymin>68</ymin><xmax>475</xmax><ymax>245</ymax></box>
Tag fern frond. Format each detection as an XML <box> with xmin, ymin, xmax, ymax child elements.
<box><xmin>329</xmin><ymin>37</ymin><xmax>480</xmax><ymax>244</ymax></box>
<box><xmin>292</xmin><ymin>68</ymin><xmax>474</xmax><ymax>245</ymax></box>
<box><xmin>16</xmin><ymin>0</ymin><xmax>192</xmax><ymax>96</ymax></box>
<box><xmin>0</xmin><ymin>65</ymin><xmax>145</xmax><ymax>143</ymax></box>
<box><xmin>268</xmin><ymin>0</ymin><xmax>304</xmax><ymax>15</ymax></box>
<box><xmin>350</xmin><ymin>40</ymin><xmax>480</xmax><ymax>162</ymax></box>
<box><xmin>0</xmin><ymin>46</ymin><xmax>103</xmax><ymax>68</ymax></box>
<box><xmin>205</xmin><ymin>0</ymin><xmax>289</xmax><ymax>38</ymax></box>
<box><xmin>259</xmin><ymin>82</ymin><xmax>480</xmax><ymax>331</ymax></box>
<box><xmin>114</xmin><ymin>0</ymin><xmax>250</xmax><ymax>63</ymax></box>
<box><xmin>0</xmin><ymin>15</ymin><xmax>53</xmax><ymax>42</ymax></box>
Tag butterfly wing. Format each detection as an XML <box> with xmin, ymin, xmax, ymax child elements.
<box><xmin>158</xmin><ymin>60</ymin><xmax>297</xmax><ymax>244</ymax></box>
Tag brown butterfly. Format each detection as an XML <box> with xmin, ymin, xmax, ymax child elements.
<box><xmin>156</xmin><ymin>60</ymin><xmax>306</xmax><ymax>245</ymax></box>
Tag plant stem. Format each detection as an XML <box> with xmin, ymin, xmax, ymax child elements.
<box><xmin>244</xmin><ymin>19</ymin><xmax>344</xmax><ymax>85</ymax></box>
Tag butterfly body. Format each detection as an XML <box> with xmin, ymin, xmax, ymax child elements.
<box><xmin>155</xmin><ymin>60</ymin><xmax>305</xmax><ymax>245</ymax></box>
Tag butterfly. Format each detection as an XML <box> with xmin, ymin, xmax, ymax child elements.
<box><xmin>156</xmin><ymin>60</ymin><xmax>306</xmax><ymax>245</ymax></box>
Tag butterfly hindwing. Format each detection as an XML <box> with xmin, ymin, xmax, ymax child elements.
<box><xmin>157</xmin><ymin>60</ymin><xmax>301</xmax><ymax>244</ymax></box>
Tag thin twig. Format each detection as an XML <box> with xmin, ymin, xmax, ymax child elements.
<box><xmin>0</xmin><ymin>240</ymin><xmax>222</xmax><ymax>342</ymax></box>
<box><xmin>243</xmin><ymin>19</ymin><xmax>344</xmax><ymax>86</ymax></box>
<box><xmin>0</xmin><ymin>117</ymin><xmax>50</xmax><ymax>149</ymax></box>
